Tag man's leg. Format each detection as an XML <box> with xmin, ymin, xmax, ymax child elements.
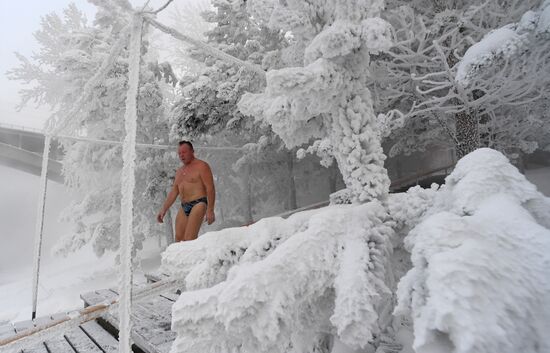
<box><xmin>183</xmin><ymin>203</ymin><xmax>207</xmax><ymax>241</ymax></box>
<box><xmin>175</xmin><ymin>208</ymin><xmax>188</xmax><ymax>242</ymax></box>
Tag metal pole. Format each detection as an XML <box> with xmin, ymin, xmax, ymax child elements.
<box><xmin>31</xmin><ymin>134</ymin><xmax>52</xmax><ymax>320</ymax></box>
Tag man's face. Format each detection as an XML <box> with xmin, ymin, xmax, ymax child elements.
<box><xmin>178</xmin><ymin>144</ymin><xmax>194</xmax><ymax>164</ymax></box>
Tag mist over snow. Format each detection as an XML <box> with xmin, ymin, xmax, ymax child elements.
<box><xmin>0</xmin><ymin>165</ymin><xmax>73</xmax><ymax>270</ymax></box>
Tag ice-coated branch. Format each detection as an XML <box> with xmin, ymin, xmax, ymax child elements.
<box><xmin>376</xmin><ymin>1</ymin><xmax>547</xmax><ymax>158</ymax></box>
<box><xmin>161</xmin><ymin>211</ymin><xmax>317</xmax><ymax>291</ymax></box>
<box><xmin>167</xmin><ymin>201</ymin><xmax>395</xmax><ymax>353</ymax></box>
<box><xmin>331</xmin><ymin>204</ymin><xmax>394</xmax><ymax>348</ymax></box>
<box><xmin>235</xmin><ymin>0</ymin><xmax>394</xmax><ymax>203</ymax></box>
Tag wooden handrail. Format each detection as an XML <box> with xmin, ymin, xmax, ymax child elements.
<box><xmin>274</xmin><ymin>200</ymin><xmax>331</xmax><ymax>219</ymax></box>
<box><xmin>390</xmin><ymin>163</ymin><xmax>455</xmax><ymax>190</ymax></box>
<box><xmin>245</xmin><ymin>163</ymin><xmax>456</xmax><ymax>225</ymax></box>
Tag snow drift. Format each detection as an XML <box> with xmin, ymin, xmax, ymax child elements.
<box><xmin>396</xmin><ymin>148</ymin><xmax>550</xmax><ymax>353</ymax></box>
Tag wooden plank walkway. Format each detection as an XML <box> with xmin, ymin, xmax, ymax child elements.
<box><xmin>144</xmin><ymin>271</ymin><xmax>170</xmax><ymax>284</ymax></box>
<box><xmin>80</xmin><ymin>286</ymin><xmax>179</xmax><ymax>353</ymax></box>
<box><xmin>0</xmin><ymin>311</ymin><xmax>119</xmax><ymax>353</ymax></box>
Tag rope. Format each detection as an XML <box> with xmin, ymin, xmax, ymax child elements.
<box><xmin>144</xmin><ymin>16</ymin><xmax>267</xmax><ymax>79</ymax></box>
<box><xmin>54</xmin><ymin>134</ymin><xmax>244</xmax><ymax>151</ymax></box>
<box><xmin>0</xmin><ymin>124</ymin><xmax>244</xmax><ymax>152</ymax></box>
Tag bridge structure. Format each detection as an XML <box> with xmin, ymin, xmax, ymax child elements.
<box><xmin>0</xmin><ymin>122</ymin><xmax>64</xmax><ymax>183</ymax></box>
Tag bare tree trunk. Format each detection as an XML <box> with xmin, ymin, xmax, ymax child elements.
<box><xmin>328</xmin><ymin>163</ymin><xmax>338</xmax><ymax>194</ymax></box>
<box><xmin>455</xmin><ymin>110</ymin><xmax>480</xmax><ymax>159</ymax></box>
<box><xmin>287</xmin><ymin>152</ymin><xmax>297</xmax><ymax>211</ymax></box>
<box><xmin>432</xmin><ymin>1</ymin><xmax>481</xmax><ymax>160</ymax></box>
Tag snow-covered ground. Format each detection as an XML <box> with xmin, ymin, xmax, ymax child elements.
<box><xmin>0</xmin><ymin>165</ymin><xmax>162</xmax><ymax>323</ymax></box>
<box><xmin>0</xmin><ymin>239</ymin><xmax>162</xmax><ymax>323</ymax></box>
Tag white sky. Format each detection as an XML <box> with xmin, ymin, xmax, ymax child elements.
<box><xmin>0</xmin><ymin>0</ymin><xmax>184</xmax><ymax>129</ymax></box>
<box><xmin>0</xmin><ymin>1</ymin><xmax>96</xmax><ymax>128</ymax></box>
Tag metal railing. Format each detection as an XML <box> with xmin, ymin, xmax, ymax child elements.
<box><xmin>0</xmin><ymin>122</ymin><xmax>45</xmax><ymax>135</ymax></box>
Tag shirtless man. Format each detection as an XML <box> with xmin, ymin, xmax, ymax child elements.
<box><xmin>156</xmin><ymin>141</ymin><xmax>215</xmax><ymax>242</ymax></box>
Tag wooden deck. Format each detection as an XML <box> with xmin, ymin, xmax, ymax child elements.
<box><xmin>0</xmin><ymin>313</ymin><xmax>118</xmax><ymax>353</ymax></box>
<box><xmin>1</xmin><ymin>280</ymin><xmax>179</xmax><ymax>353</ymax></box>
<box><xmin>80</xmin><ymin>287</ymin><xmax>178</xmax><ymax>353</ymax></box>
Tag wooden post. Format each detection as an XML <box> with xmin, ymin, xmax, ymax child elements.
<box><xmin>118</xmin><ymin>14</ymin><xmax>143</xmax><ymax>353</ymax></box>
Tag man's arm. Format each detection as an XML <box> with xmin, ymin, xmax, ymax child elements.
<box><xmin>201</xmin><ymin>162</ymin><xmax>216</xmax><ymax>225</ymax></box>
<box><xmin>157</xmin><ymin>174</ymin><xmax>179</xmax><ymax>223</ymax></box>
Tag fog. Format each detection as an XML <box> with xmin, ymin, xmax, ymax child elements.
<box><xmin>0</xmin><ymin>164</ymin><xmax>74</xmax><ymax>272</ymax></box>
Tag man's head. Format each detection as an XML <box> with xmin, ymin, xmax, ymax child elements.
<box><xmin>178</xmin><ymin>140</ymin><xmax>195</xmax><ymax>164</ymax></box>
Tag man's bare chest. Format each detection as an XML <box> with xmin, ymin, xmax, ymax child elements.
<box><xmin>177</xmin><ymin>168</ymin><xmax>201</xmax><ymax>186</ymax></box>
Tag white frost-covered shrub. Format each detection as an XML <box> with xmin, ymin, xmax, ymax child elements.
<box><xmin>168</xmin><ymin>201</ymin><xmax>395</xmax><ymax>353</ymax></box>
<box><xmin>396</xmin><ymin>148</ymin><xmax>550</xmax><ymax>353</ymax></box>
<box><xmin>161</xmin><ymin>212</ymin><xmax>315</xmax><ymax>290</ymax></box>
<box><xmin>385</xmin><ymin>184</ymin><xmax>440</xmax><ymax>233</ymax></box>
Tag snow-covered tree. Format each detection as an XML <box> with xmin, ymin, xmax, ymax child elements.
<box><xmin>374</xmin><ymin>0</ymin><xmax>548</xmax><ymax>159</ymax></box>
<box><xmin>167</xmin><ymin>0</ymin><xmax>340</xmax><ymax>219</ymax></box>
<box><xmin>168</xmin><ymin>0</ymin><xmax>286</xmax><ymax>139</ymax></box>
<box><xmin>162</xmin><ymin>0</ymin><xmax>215</xmax><ymax>76</ymax></box>
<box><xmin>238</xmin><ymin>0</ymin><xmax>395</xmax><ymax>203</ymax></box>
<box><xmin>8</xmin><ymin>3</ymin><xmax>174</xmax><ymax>256</ymax></box>
<box><xmin>454</xmin><ymin>1</ymin><xmax>550</xmax><ymax>159</ymax></box>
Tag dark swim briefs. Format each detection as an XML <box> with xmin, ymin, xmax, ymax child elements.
<box><xmin>181</xmin><ymin>197</ymin><xmax>208</xmax><ymax>216</ymax></box>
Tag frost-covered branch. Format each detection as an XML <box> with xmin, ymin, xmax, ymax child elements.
<box><xmin>166</xmin><ymin>201</ymin><xmax>395</xmax><ymax>352</ymax></box>
<box><xmin>238</xmin><ymin>1</ymin><xmax>394</xmax><ymax>203</ymax></box>
<box><xmin>375</xmin><ymin>0</ymin><xmax>548</xmax><ymax>158</ymax></box>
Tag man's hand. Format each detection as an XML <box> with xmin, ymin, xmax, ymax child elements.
<box><xmin>205</xmin><ymin>209</ymin><xmax>215</xmax><ymax>225</ymax></box>
<box><xmin>157</xmin><ymin>210</ymin><xmax>166</xmax><ymax>223</ymax></box>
